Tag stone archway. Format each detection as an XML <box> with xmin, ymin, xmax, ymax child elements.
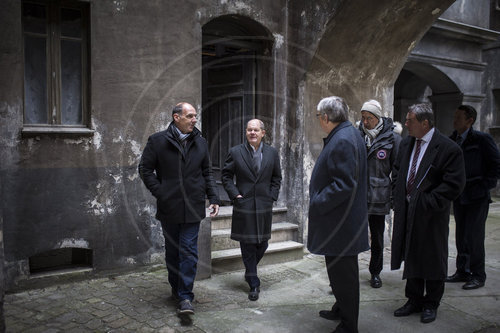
<box><xmin>303</xmin><ymin>0</ymin><xmax>456</xmax><ymax>160</ymax></box>
<box><xmin>293</xmin><ymin>0</ymin><xmax>456</xmax><ymax>243</ymax></box>
<box><xmin>394</xmin><ymin>61</ymin><xmax>462</xmax><ymax>136</ymax></box>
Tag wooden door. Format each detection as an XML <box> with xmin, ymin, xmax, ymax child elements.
<box><xmin>202</xmin><ymin>55</ymin><xmax>255</xmax><ymax>202</ymax></box>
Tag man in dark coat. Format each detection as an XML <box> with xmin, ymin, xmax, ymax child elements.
<box><xmin>222</xmin><ymin>119</ymin><xmax>282</xmax><ymax>301</ymax></box>
<box><xmin>138</xmin><ymin>102</ymin><xmax>220</xmax><ymax>316</ymax></box>
<box><xmin>391</xmin><ymin>103</ymin><xmax>465</xmax><ymax>324</ymax></box>
<box><xmin>358</xmin><ymin>99</ymin><xmax>401</xmax><ymax>289</ymax></box>
<box><xmin>309</xmin><ymin>96</ymin><xmax>369</xmax><ymax>333</ymax></box>
<box><xmin>446</xmin><ymin>105</ymin><xmax>500</xmax><ymax>289</ymax></box>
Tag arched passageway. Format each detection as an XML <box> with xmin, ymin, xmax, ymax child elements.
<box><xmin>394</xmin><ymin>61</ymin><xmax>462</xmax><ymax>136</ymax></box>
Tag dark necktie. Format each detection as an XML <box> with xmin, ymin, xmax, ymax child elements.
<box><xmin>252</xmin><ymin>151</ymin><xmax>261</xmax><ymax>173</ymax></box>
<box><xmin>456</xmin><ymin>135</ymin><xmax>463</xmax><ymax>146</ymax></box>
<box><xmin>406</xmin><ymin>139</ymin><xmax>422</xmax><ymax>196</ymax></box>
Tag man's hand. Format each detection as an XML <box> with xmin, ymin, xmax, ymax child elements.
<box><xmin>209</xmin><ymin>204</ymin><xmax>219</xmax><ymax>217</ymax></box>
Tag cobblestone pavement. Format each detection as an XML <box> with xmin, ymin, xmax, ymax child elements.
<box><xmin>4</xmin><ymin>207</ymin><xmax>500</xmax><ymax>332</ymax></box>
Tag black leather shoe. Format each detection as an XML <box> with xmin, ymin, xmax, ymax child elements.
<box><xmin>462</xmin><ymin>278</ymin><xmax>485</xmax><ymax>290</ymax></box>
<box><xmin>370</xmin><ymin>274</ymin><xmax>382</xmax><ymax>288</ymax></box>
<box><xmin>421</xmin><ymin>308</ymin><xmax>436</xmax><ymax>323</ymax></box>
<box><xmin>248</xmin><ymin>287</ymin><xmax>260</xmax><ymax>301</ymax></box>
<box><xmin>319</xmin><ymin>309</ymin><xmax>340</xmax><ymax>320</ymax></box>
<box><xmin>394</xmin><ymin>302</ymin><xmax>422</xmax><ymax>317</ymax></box>
<box><xmin>445</xmin><ymin>272</ymin><xmax>471</xmax><ymax>283</ymax></box>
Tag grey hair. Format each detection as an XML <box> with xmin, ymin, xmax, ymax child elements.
<box><xmin>408</xmin><ymin>103</ymin><xmax>434</xmax><ymax>128</ymax></box>
<box><xmin>317</xmin><ymin>96</ymin><xmax>349</xmax><ymax>123</ymax></box>
<box><xmin>247</xmin><ymin>119</ymin><xmax>265</xmax><ymax>131</ymax></box>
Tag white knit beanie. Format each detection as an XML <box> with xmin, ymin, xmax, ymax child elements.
<box><xmin>361</xmin><ymin>99</ymin><xmax>382</xmax><ymax>119</ymax></box>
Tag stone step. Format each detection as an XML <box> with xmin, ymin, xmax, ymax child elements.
<box><xmin>211</xmin><ymin>205</ymin><xmax>287</xmax><ymax>230</ymax></box>
<box><xmin>211</xmin><ymin>222</ymin><xmax>299</xmax><ymax>251</ymax></box>
<box><xmin>211</xmin><ymin>240</ymin><xmax>304</xmax><ymax>274</ymax></box>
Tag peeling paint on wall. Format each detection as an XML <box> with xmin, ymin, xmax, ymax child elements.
<box><xmin>232</xmin><ymin>1</ymin><xmax>251</xmax><ymax>11</ymax></box>
<box><xmin>128</xmin><ymin>173</ymin><xmax>139</xmax><ymax>181</ymax></box>
<box><xmin>128</xmin><ymin>140</ymin><xmax>142</xmax><ymax>165</ymax></box>
<box><xmin>57</xmin><ymin>238</ymin><xmax>89</xmax><ymax>249</ymax></box>
<box><xmin>149</xmin><ymin>252</ymin><xmax>163</xmax><ymax>264</ymax></box>
<box><xmin>110</xmin><ymin>173</ymin><xmax>122</xmax><ymax>184</ymax></box>
<box><xmin>125</xmin><ymin>257</ymin><xmax>136</xmax><ymax>265</ymax></box>
<box><xmin>273</xmin><ymin>33</ymin><xmax>284</xmax><ymax>49</ymax></box>
<box><xmin>112</xmin><ymin>136</ymin><xmax>124</xmax><ymax>143</ymax></box>
<box><xmin>87</xmin><ymin>182</ymin><xmax>116</xmax><ymax>217</ymax></box>
<box><xmin>112</xmin><ymin>0</ymin><xmax>128</xmax><ymax>13</ymax></box>
<box><xmin>93</xmin><ymin>132</ymin><xmax>102</xmax><ymax>150</ymax></box>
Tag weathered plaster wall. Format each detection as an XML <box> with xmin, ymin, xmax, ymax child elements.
<box><xmin>0</xmin><ymin>0</ymin><xmax>460</xmax><ymax>289</ymax></box>
<box><xmin>0</xmin><ymin>0</ymin><xmax>291</xmax><ymax>289</ymax></box>
<box><xmin>440</xmin><ymin>0</ymin><xmax>490</xmax><ymax>28</ymax></box>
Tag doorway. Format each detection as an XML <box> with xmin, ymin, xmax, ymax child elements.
<box><xmin>202</xmin><ymin>15</ymin><xmax>273</xmax><ymax>202</ymax></box>
<box><xmin>394</xmin><ymin>61</ymin><xmax>462</xmax><ymax>136</ymax></box>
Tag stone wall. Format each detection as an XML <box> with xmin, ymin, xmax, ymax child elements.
<box><xmin>0</xmin><ymin>0</ymin><xmax>457</xmax><ymax>289</ymax></box>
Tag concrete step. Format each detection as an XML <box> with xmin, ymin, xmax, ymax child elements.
<box><xmin>212</xmin><ymin>205</ymin><xmax>287</xmax><ymax>229</ymax></box>
<box><xmin>211</xmin><ymin>222</ymin><xmax>299</xmax><ymax>251</ymax></box>
<box><xmin>211</xmin><ymin>240</ymin><xmax>304</xmax><ymax>274</ymax></box>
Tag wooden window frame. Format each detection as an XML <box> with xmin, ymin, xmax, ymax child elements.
<box><xmin>22</xmin><ymin>0</ymin><xmax>93</xmax><ymax>137</ymax></box>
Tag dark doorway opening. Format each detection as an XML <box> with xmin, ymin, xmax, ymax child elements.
<box><xmin>394</xmin><ymin>61</ymin><xmax>462</xmax><ymax>136</ymax></box>
<box><xmin>29</xmin><ymin>248</ymin><xmax>93</xmax><ymax>275</ymax></box>
<box><xmin>202</xmin><ymin>15</ymin><xmax>273</xmax><ymax>203</ymax></box>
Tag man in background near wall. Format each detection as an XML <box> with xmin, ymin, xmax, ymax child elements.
<box><xmin>446</xmin><ymin>104</ymin><xmax>500</xmax><ymax>290</ymax></box>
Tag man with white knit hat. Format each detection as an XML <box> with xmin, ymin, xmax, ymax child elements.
<box><xmin>359</xmin><ymin>99</ymin><xmax>401</xmax><ymax>289</ymax></box>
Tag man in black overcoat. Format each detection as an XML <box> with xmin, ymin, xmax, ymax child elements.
<box><xmin>446</xmin><ymin>105</ymin><xmax>500</xmax><ymax>289</ymax></box>
<box><xmin>309</xmin><ymin>96</ymin><xmax>369</xmax><ymax>333</ymax></box>
<box><xmin>391</xmin><ymin>103</ymin><xmax>465</xmax><ymax>324</ymax></box>
<box><xmin>138</xmin><ymin>102</ymin><xmax>220</xmax><ymax>316</ymax></box>
<box><xmin>222</xmin><ymin>119</ymin><xmax>282</xmax><ymax>301</ymax></box>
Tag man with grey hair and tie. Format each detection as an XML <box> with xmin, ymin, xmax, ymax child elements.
<box><xmin>391</xmin><ymin>103</ymin><xmax>465</xmax><ymax>324</ymax></box>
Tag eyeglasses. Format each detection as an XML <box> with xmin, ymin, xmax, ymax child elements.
<box><xmin>316</xmin><ymin>113</ymin><xmax>323</xmax><ymax>118</ymax></box>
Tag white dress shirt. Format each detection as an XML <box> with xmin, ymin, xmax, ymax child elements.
<box><xmin>407</xmin><ymin>128</ymin><xmax>435</xmax><ymax>183</ymax></box>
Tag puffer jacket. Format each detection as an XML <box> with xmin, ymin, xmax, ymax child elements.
<box><xmin>359</xmin><ymin>117</ymin><xmax>401</xmax><ymax>215</ymax></box>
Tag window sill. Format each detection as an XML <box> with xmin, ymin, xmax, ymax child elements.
<box><xmin>22</xmin><ymin>126</ymin><xmax>95</xmax><ymax>138</ymax></box>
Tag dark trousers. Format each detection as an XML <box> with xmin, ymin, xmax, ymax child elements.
<box><xmin>325</xmin><ymin>255</ymin><xmax>359</xmax><ymax>333</ymax></box>
<box><xmin>453</xmin><ymin>200</ymin><xmax>489</xmax><ymax>282</ymax></box>
<box><xmin>405</xmin><ymin>278</ymin><xmax>444</xmax><ymax>310</ymax></box>
<box><xmin>161</xmin><ymin>221</ymin><xmax>200</xmax><ymax>302</ymax></box>
<box><xmin>240</xmin><ymin>241</ymin><xmax>268</xmax><ymax>288</ymax></box>
<box><xmin>368</xmin><ymin>214</ymin><xmax>385</xmax><ymax>275</ymax></box>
